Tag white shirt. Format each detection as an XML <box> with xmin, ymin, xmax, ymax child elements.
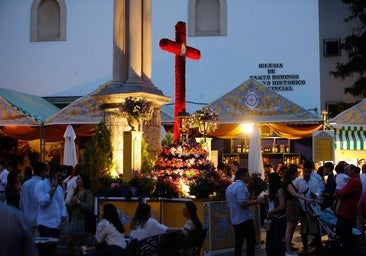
<box><xmin>63</xmin><ymin>175</ymin><xmax>77</xmax><ymax>194</ymax></box>
<box><xmin>311</xmin><ymin>171</ymin><xmax>325</xmax><ymax>193</ymax></box>
<box><xmin>35</xmin><ymin>178</ymin><xmax>67</xmax><ymax>228</ymax></box>
<box><xmin>295</xmin><ymin>176</ymin><xmax>320</xmax><ymax>211</ymax></box>
<box><xmin>225</xmin><ymin>179</ymin><xmax>253</xmax><ymax>225</ymax></box>
<box><xmin>0</xmin><ymin>168</ymin><xmax>9</xmax><ymax>191</ymax></box>
<box><xmin>183</xmin><ymin>219</ymin><xmax>196</xmax><ymax>231</ymax></box>
<box><xmin>130</xmin><ymin>217</ymin><xmax>168</xmax><ymax>241</ymax></box>
<box><xmin>96</xmin><ymin>219</ymin><xmax>127</xmax><ymax>249</ymax></box>
<box><xmin>19</xmin><ymin>176</ymin><xmax>43</xmax><ymax>227</ymax></box>
<box><xmin>335</xmin><ymin>173</ymin><xmax>350</xmax><ymax>191</ymax></box>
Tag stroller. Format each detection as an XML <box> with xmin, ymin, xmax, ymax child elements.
<box><xmin>308</xmin><ymin>201</ymin><xmax>338</xmax><ymax>242</ymax></box>
<box><xmin>308</xmin><ymin>201</ymin><xmax>365</xmax><ymax>256</ymax></box>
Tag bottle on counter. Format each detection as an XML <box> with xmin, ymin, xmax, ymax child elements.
<box><xmin>280</xmin><ymin>144</ymin><xmax>285</xmax><ymax>153</ymax></box>
<box><xmin>245</xmin><ymin>145</ymin><xmax>249</xmax><ymax>153</ymax></box>
<box><xmin>285</xmin><ymin>145</ymin><xmax>290</xmax><ymax>153</ymax></box>
<box><xmin>237</xmin><ymin>144</ymin><xmax>242</xmax><ymax>153</ymax></box>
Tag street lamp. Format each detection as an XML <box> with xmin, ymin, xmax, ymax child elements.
<box><xmin>198</xmin><ymin>115</ymin><xmax>215</xmax><ymax>142</ymax></box>
<box><xmin>177</xmin><ymin>109</ymin><xmax>190</xmax><ymax>142</ymax></box>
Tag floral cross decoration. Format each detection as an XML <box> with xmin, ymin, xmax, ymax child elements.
<box><xmin>119</xmin><ymin>97</ymin><xmax>154</xmax><ymax>122</ymax></box>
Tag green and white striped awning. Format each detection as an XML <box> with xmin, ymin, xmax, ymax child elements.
<box><xmin>333</xmin><ymin>126</ymin><xmax>366</xmax><ymax>150</ymax></box>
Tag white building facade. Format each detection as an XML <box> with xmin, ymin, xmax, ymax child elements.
<box><xmin>0</xmin><ymin>0</ymin><xmax>361</xmax><ymax>114</ymax></box>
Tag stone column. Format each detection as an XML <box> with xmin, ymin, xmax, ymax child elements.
<box><xmin>142</xmin><ymin>105</ymin><xmax>162</xmax><ymax>159</ymax></box>
<box><xmin>126</xmin><ymin>0</ymin><xmax>143</xmax><ymax>85</ymax></box>
<box><xmin>142</xmin><ymin>0</ymin><xmax>152</xmax><ymax>83</ymax></box>
<box><xmin>93</xmin><ymin>0</ymin><xmax>170</xmax><ymax>178</ymax></box>
<box><xmin>103</xmin><ymin>108</ymin><xmax>127</xmax><ymax>176</ymax></box>
<box><xmin>112</xmin><ymin>0</ymin><xmax>127</xmax><ymax>82</ymax></box>
<box><xmin>123</xmin><ymin>131</ymin><xmax>143</xmax><ymax>181</ymax></box>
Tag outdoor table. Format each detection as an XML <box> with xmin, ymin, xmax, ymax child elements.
<box><xmin>34</xmin><ymin>237</ymin><xmax>59</xmax><ymax>256</ymax></box>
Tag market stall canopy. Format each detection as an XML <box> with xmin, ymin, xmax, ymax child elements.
<box><xmin>0</xmin><ymin>87</ymin><xmax>62</xmax><ymax>140</ymax></box>
<box><xmin>45</xmin><ymin>87</ymin><xmax>104</xmax><ymax>125</ymax></box>
<box><xmin>205</xmin><ymin>79</ymin><xmax>322</xmax><ymax>139</ymax></box>
<box><xmin>45</xmin><ymin>83</ymin><xmax>174</xmax><ymax>140</ymax></box>
<box><xmin>0</xmin><ymin>87</ymin><xmax>60</xmax><ymax>125</ymax></box>
<box><xmin>328</xmin><ymin>98</ymin><xmax>366</xmax><ymax>150</ymax></box>
<box><xmin>43</xmin><ymin>85</ymin><xmax>107</xmax><ymax>141</ymax></box>
<box><xmin>45</xmin><ymin>82</ymin><xmax>176</xmax><ymax>126</ymax></box>
<box><xmin>329</xmin><ymin>98</ymin><xmax>366</xmax><ymax>129</ymax></box>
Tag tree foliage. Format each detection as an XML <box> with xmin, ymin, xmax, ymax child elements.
<box><xmin>330</xmin><ymin>0</ymin><xmax>366</xmax><ymax>97</ymax></box>
<box><xmin>141</xmin><ymin>138</ymin><xmax>154</xmax><ymax>174</ymax></box>
<box><xmin>82</xmin><ymin>121</ymin><xmax>113</xmax><ymax>179</ymax></box>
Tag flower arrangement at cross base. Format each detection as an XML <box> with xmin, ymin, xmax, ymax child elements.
<box><xmin>119</xmin><ymin>97</ymin><xmax>154</xmax><ymax>131</ymax></box>
<box><xmin>152</xmin><ymin>142</ymin><xmax>232</xmax><ymax>199</ymax></box>
<box><xmin>87</xmin><ymin>132</ymin><xmax>232</xmax><ymax>199</ymax></box>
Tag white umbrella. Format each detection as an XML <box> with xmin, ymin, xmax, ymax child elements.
<box><xmin>63</xmin><ymin>124</ymin><xmax>78</xmax><ymax>167</ymax></box>
<box><xmin>248</xmin><ymin>125</ymin><xmax>265</xmax><ymax>179</ymax></box>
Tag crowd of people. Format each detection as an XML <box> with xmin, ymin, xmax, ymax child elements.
<box><xmin>224</xmin><ymin>158</ymin><xmax>366</xmax><ymax>256</ymax></box>
<box><xmin>1</xmin><ymin>156</ymin><xmax>366</xmax><ymax>256</ymax></box>
<box><xmin>0</xmin><ymin>159</ymin><xmax>206</xmax><ymax>256</ymax></box>
<box><xmin>0</xmin><ymin>160</ymin><xmax>94</xmax><ymax>255</ymax></box>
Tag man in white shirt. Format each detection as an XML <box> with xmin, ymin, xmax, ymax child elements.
<box><xmin>20</xmin><ymin>161</ymin><xmax>48</xmax><ymax>236</ymax></box>
<box><xmin>0</xmin><ymin>160</ymin><xmax>9</xmax><ymax>203</ymax></box>
<box><xmin>310</xmin><ymin>163</ymin><xmax>325</xmax><ymax>196</ymax></box>
<box><xmin>295</xmin><ymin>161</ymin><xmax>321</xmax><ymax>251</ymax></box>
<box><xmin>35</xmin><ymin>166</ymin><xmax>67</xmax><ymax>238</ymax></box>
<box><xmin>226</xmin><ymin>168</ymin><xmax>263</xmax><ymax>256</ymax></box>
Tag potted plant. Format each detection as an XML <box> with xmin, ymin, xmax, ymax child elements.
<box><xmin>119</xmin><ymin>97</ymin><xmax>154</xmax><ymax>130</ymax></box>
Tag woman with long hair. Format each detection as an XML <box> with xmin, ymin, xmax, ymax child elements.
<box><xmin>85</xmin><ymin>203</ymin><xmax>127</xmax><ymax>256</ymax></box>
<box><xmin>265</xmin><ymin>172</ymin><xmax>286</xmax><ymax>256</ymax></box>
<box><xmin>282</xmin><ymin>165</ymin><xmax>308</xmax><ymax>256</ymax></box>
<box><xmin>130</xmin><ymin>203</ymin><xmax>168</xmax><ymax>241</ymax></box>
<box><xmin>177</xmin><ymin>201</ymin><xmax>205</xmax><ymax>256</ymax></box>
<box><xmin>66</xmin><ymin>173</ymin><xmax>94</xmax><ymax>254</ymax></box>
<box><xmin>182</xmin><ymin>201</ymin><xmax>203</xmax><ymax>234</ymax></box>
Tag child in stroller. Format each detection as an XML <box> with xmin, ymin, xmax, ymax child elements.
<box><xmin>308</xmin><ymin>201</ymin><xmax>364</xmax><ymax>256</ymax></box>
